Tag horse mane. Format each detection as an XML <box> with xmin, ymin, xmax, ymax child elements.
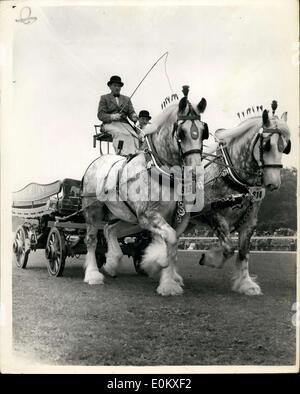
<box><xmin>160</xmin><ymin>94</ymin><xmax>179</xmax><ymax>110</ymax></box>
<box><xmin>236</xmin><ymin>105</ymin><xmax>263</xmax><ymax>120</ymax></box>
<box><xmin>215</xmin><ymin>114</ymin><xmax>290</xmax><ymax>143</ymax></box>
<box><xmin>215</xmin><ymin>116</ymin><xmax>261</xmax><ymax>142</ymax></box>
<box><xmin>144</xmin><ymin>98</ymin><xmax>203</xmax><ymax>136</ymax></box>
<box><xmin>143</xmin><ymin>103</ymin><xmax>178</xmax><ymax>135</ymax></box>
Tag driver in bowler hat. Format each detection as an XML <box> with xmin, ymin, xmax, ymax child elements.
<box><xmin>97</xmin><ymin>75</ymin><xmax>139</xmax><ymax>155</ymax></box>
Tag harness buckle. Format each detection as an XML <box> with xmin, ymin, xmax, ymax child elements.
<box><xmin>146</xmin><ymin>159</ymin><xmax>154</xmax><ymax>170</ymax></box>
<box><xmin>220</xmin><ymin>168</ymin><xmax>229</xmax><ymax>177</ymax></box>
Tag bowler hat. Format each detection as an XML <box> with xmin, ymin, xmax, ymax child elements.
<box><xmin>138</xmin><ymin>110</ymin><xmax>151</xmax><ymax>120</ymax></box>
<box><xmin>107</xmin><ymin>75</ymin><xmax>124</xmax><ymax>87</ymax></box>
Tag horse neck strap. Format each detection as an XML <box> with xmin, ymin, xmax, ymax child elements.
<box><xmin>219</xmin><ymin>143</ymin><xmax>252</xmax><ymax>188</ymax></box>
<box><xmin>115</xmin><ymin>159</ymin><xmax>138</xmax><ymax>219</ymax></box>
<box><xmin>144</xmin><ymin>135</ymin><xmax>176</xmax><ymax>178</ymax></box>
<box><xmin>207</xmin><ymin>145</ymin><xmax>265</xmax><ymax>204</ymax></box>
<box><xmin>124</xmin><ymin>119</ymin><xmax>144</xmax><ymax>141</ymax></box>
<box><xmin>143</xmin><ymin>136</ymin><xmax>190</xmax><ymax>199</ymax></box>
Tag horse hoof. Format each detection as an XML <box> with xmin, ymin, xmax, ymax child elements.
<box><xmin>84</xmin><ymin>270</ymin><xmax>104</xmax><ymax>285</ymax></box>
<box><xmin>199</xmin><ymin>253</ymin><xmax>205</xmax><ymax>265</ymax></box>
<box><xmin>242</xmin><ymin>283</ymin><xmax>262</xmax><ymax>296</ymax></box>
<box><xmin>232</xmin><ymin>277</ymin><xmax>262</xmax><ymax>296</ymax></box>
<box><xmin>157</xmin><ymin>281</ymin><xmax>183</xmax><ymax>296</ymax></box>
<box><xmin>88</xmin><ymin>278</ymin><xmax>104</xmax><ymax>285</ymax></box>
<box><xmin>245</xmin><ymin>287</ymin><xmax>263</xmax><ymax>296</ymax></box>
<box><xmin>101</xmin><ymin>266</ymin><xmax>117</xmax><ymax>278</ymax></box>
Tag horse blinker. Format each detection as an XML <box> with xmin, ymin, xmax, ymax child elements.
<box><xmin>283</xmin><ymin>140</ymin><xmax>291</xmax><ymax>154</ymax></box>
<box><xmin>261</xmin><ymin>133</ymin><xmax>291</xmax><ymax>154</ymax></box>
<box><xmin>262</xmin><ymin>137</ymin><xmax>271</xmax><ymax>152</ymax></box>
<box><xmin>202</xmin><ymin>123</ymin><xmax>209</xmax><ymax>140</ymax></box>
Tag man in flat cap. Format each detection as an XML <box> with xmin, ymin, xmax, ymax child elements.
<box><xmin>97</xmin><ymin>75</ymin><xmax>140</xmax><ymax>155</ymax></box>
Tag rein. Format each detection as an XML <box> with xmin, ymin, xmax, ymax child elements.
<box><xmin>144</xmin><ymin>134</ymin><xmax>178</xmax><ymax>178</ymax></box>
<box><xmin>123</xmin><ymin>119</ymin><xmax>145</xmax><ymax>141</ymax></box>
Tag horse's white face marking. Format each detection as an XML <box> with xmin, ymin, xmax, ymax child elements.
<box><xmin>261</xmin><ymin>134</ymin><xmax>283</xmax><ymax>190</ymax></box>
<box><xmin>177</xmin><ymin>119</ymin><xmax>205</xmax><ymax>166</ymax></box>
<box><xmin>260</xmin><ymin>117</ymin><xmax>290</xmax><ymax>190</ymax></box>
<box><xmin>176</xmin><ymin>102</ymin><xmax>207</xmax><ymax>168</ymax></box>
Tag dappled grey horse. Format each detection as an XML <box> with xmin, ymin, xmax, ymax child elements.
<box><xmin>192</xmin><ymin>107</ymin><xmax>291</xmax><ymax>295</ymax></box>
<box><xmin>81</xmin><ymin>94</ymin><xmax>209</xmax><ymax>295</ymax></box>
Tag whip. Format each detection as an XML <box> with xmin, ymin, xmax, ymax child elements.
<box><xmin>119</xmin><ymin>51</ymin><xmax>173</xmax><ymax>114</ymax></box>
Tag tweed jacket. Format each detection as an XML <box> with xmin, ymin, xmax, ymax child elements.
<box><xmin>97</xmin><ymin>93</ymin><xmax>137</xmax><ymax>123</ymax></box>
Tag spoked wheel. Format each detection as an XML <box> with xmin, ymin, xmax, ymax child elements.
<box><xmin>45</xmin><ymin>227</ymin><xmax>66</xmax><ymax>277</ymax></box>
<box><xmin>13</xmin><ymin>226</ymin><xmax>30</xmax><ymax>269</ymax></box>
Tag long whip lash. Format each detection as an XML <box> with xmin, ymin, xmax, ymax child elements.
<box><xmin>120</xmin><ymin>51</ymin><xmax>173</xmax><ymax>113</ymax></box>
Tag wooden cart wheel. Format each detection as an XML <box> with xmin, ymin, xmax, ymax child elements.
<box><xmin>45</xmin><ymin>227</ymin><xmax>66</xmax><ymax>277</ymax></box>
<box><xmin>13</xmin><ymin>226</ymin><xmax>30</xmax><ymax>269</ymax></box>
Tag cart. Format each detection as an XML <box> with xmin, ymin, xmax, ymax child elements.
<box><xmin>12</xmin><ymin>128</ymin><xmax>150</xmax><ymax>277</ymax></box>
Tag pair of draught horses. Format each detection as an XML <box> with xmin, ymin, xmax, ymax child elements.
<box><xmin>81</xmin><ymin>93</ymin><xmax>291</xmax><ymax>296</ymax></box>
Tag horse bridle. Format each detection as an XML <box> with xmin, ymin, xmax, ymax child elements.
<box><xmin>252</xmin><ymin>124</ymin><xmax>291</xmax><ymax>168</ymax></box>
<box><xmin>173</xmin><ymin>102</ymin><xmax>209</xmax><ymax>164</ymax></box>
<box><xmin>246</xmin><ymin>122</ymin><xmax>290</xmax><ymax>186</ymax></box>
<box><xmin>210</xmin><ymin>121</ymin><xmax>292</xmax><ymax>190</ymax></box>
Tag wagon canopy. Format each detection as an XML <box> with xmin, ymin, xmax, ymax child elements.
<box><xmin>12</xmin><ymin>179</ymin><xmax>82</xmax><ymax>218</ymax></box>
<box><xmin>12</xmin><ymin>180</ymin><xmax>62</xmax><ymax>208</ymax></box>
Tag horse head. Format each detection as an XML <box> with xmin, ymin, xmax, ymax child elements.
<box><xmin>252</xmin><ymin>110</ymin><xmax>291</xmax><ymax>190</ymax></box>
<box><xmin>174</xmin><ymin>95</ymin><xmax>209</xmax><ymax>168</ymax></box>
<box><xmin>215</xmin><ymin>103</ymin><xmax>291</xmax><ymax>192</ymax></box>
<box><xmin>146</xmin><ymin>92</ymin><xmax>208</xmax><ymax>171</ymax></box>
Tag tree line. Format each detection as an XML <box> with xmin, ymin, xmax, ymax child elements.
<box><xmin>256</xmin><ymin>167</ymin><xmax>297</xmax><ymax>232</ymax></box>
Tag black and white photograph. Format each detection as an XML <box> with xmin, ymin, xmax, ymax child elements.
<box><xmin>0</xmin><ymin>0</ymin><xmax>299</xmax><ymax>374</ymax></box>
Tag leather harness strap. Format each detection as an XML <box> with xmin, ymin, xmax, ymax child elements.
<box><xmin>115</xmin><ymin>155</ymin><xmax>138</xmax><ymax>219</ymax></box>
<box><xmin>220</xmin><ymin>143</ymin><xmax>253</xmax><ymax>188</ymax></box>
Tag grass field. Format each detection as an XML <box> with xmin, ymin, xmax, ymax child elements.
<box><xmin>12</xmin><ymin>250</ymin><xmax>296</xmax><ymax>366</ymax></box>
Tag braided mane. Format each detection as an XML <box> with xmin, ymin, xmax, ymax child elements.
<box><xmin>215</xmin><ymin>114</ymin><xmax>290</xmax><ymax>142</ymax></box>
<box><xmin>236</xmin><ymin>105</ymin><xmax>264</xmax><ymax>120</ymax></box>
<box><xmin>160</xmin><ymin>94</ymin><xmax>179</xmax><ymax>110</ymax></box>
